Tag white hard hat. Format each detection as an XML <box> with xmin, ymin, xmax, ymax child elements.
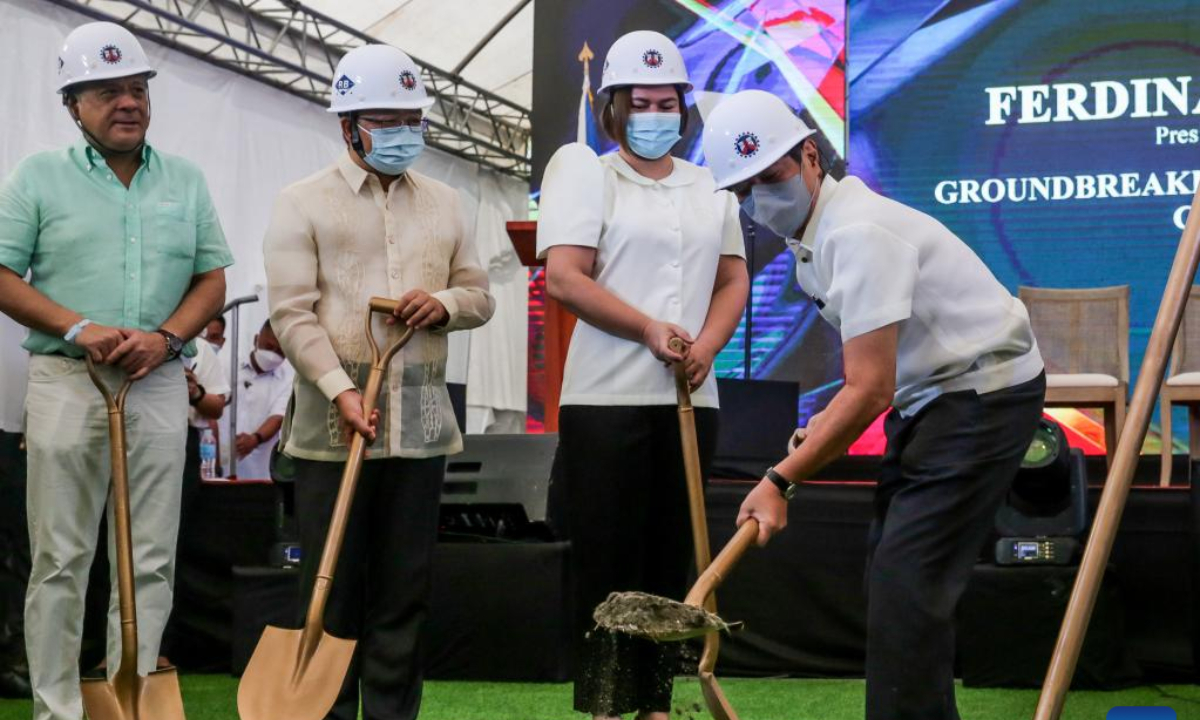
<box><xmin>599</xmin><ymin>30</ymin><xmax>692</xmax><ymax>93</ymax></box>
<box><xmin>701</xmin><ymin>90</ymin><xmax>816</xmax><ymax>190</ymax></box>
<box><xmin>57</xmin><ymin>21</ymin><xmax>156</xmax><ymax>94</ymax></box>
<box><xmin>328</xmin><ymin>44</ymin><xmax>435</xmax><ymax>114</ymax></box>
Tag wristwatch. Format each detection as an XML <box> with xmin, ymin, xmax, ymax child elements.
<box><xmin>156</xmin><ymin>328</ymin><xmax>184</xmax><ymax>361</ymax></box>
<box><xmin>188</xmin><ymin>383</ymin><xmax>207</xmax><ymax>407</ymax></box>
<box><xmin>765</xmin><ymin>466</ymin><xmax>798</xmax><ymax>501</ymax></box>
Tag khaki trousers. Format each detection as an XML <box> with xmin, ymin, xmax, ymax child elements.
<box><xmin>23</xmin><ymin>356</ymin><xmax>186</xmax><ymax>720</ymax></box>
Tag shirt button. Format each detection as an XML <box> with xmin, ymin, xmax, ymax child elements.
<box><xmin>130</xmin><ymin>237</ymin><xmax>137</xmax><ymax>244</ymax></box>
<box><xmin>107</xmin><ymin>174</ymin><xmax>114</xmax><ymax>181</ymax></box>
<box><xmin>129</xmin><ymin>273</ymin><xmax>136</xmax><ymax>279</ymax></box>
<box><xmin>391</xmin><ymin>270</ymin><xmax>399</xmax><ymax>279</ymax></box>
<box><xmin>387</xmin><ymin>236</ymin><xmax>394</xmax><ymax>244</ymax></box>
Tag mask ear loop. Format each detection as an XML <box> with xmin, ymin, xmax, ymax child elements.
<box><xmin>347</xmin><ymin>112</ymin><xmax>368</xmax><ymax>160</ymax></box>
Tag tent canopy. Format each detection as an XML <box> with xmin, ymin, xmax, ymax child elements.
<box><xmin>304</xmin><ymin>0</ymin><xmax>533</xmax><ymax>108</ymax></box>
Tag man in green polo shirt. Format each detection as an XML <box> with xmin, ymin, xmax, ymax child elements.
<box><xmin>0</xmin><ymin>21</ymin><xmax>232</xmax><ymax>720</ymax></box>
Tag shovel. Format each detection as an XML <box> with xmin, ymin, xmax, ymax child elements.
<box><xmin>594</xmin><ymin>519</ymin><xmax>760</xmax><ymax>719</ymax></box>
<box><xmin>81</xmin><ymin>357</ymin><xmax>186</xmax><ymax>720</ymax></box>
<box><xmin>238</xmin><ymin>298</ymin><xmax>415</xmax><ymax>720</ymax></box>
<box><xmin>670</xmin><ymin>336</ymin><xmax>741</xmax><ymax>720</ymax></box>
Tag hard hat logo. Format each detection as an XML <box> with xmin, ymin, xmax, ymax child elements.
<box><xmin>100</xmin><ymin>45</ymin><xmax>123</xmax><ymax>65</ymax></box>
<box><xmin>735</xmin><ymin>132</ymin><xmax>760</xmax><ymax>159</ymax></box>
<box><xmin>702</xmin><ymin>90</ymin><xmax>815</xmax><ymax>189</ymax></box>
<box><xmin>327</xmin><ymin>44</ymin><xmax>435</xmax><ymax>113</ymax></box>
<box><xmin>56</xmin><ymin>22</ymin><xmax>157</xmax><ymax>94</ymax></box>
<box><xmin>598</xmin><ymin>31</ymin><xmax>691</xmax><ymax>93</ymax></box>
<box><xmin>642</xmin><ymin>50</ymin><xmax>664</xmax><ymax>69</ymax></box>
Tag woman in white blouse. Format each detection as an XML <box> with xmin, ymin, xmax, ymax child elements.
<box><xmin>537</xmin><ymin>30</ymin><xmax>749</xmax><ymax>720</ymax></box>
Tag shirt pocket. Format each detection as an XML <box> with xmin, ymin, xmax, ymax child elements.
<box><xmin>153</xmin><ymin>201</ymin><xmax>198</xmax><ymax>261</ymax></box>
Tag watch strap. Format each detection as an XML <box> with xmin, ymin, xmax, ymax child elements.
<box><xmin>156</xmin><ymin>328</ymin><xmax>183</xmax><ymax>360</ymax></box>
<box><xmin>766</xmin><ymin>466</ymin><xmax>797</xmax><ymax>500</ymax></box>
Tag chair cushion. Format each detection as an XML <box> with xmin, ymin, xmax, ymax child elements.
<box><xmin>1045</xmin><ymin>373</ymin><xmax>1121</xmax><ymax>388</ymax></box>
<box><xmin>1166</xmin><ymin>371</ymin><xmax>1200</xmax><ymax>387</ymax></box>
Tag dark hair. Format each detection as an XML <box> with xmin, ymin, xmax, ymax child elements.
<box><xmin>786</xmin><ymin>137</ymin><xmax>826</xmax><ymax>179</ymax></box>
<box><xmin>260</xmin><ymin>319</ymin><xmax>274</xmax><ymax>334</ymax></box>
<box><xmin>600</xmin><ymin>86</ymin><xmax>689</xmax><ymax>154</ymax></box>
<box><xmin>209</xmin><ymin>315</ymin><xmax>227</xmax><ymax>331</ymax></box>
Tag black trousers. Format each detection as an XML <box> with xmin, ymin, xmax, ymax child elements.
<box><xmin>294</xmin><ymin>455</ymin><xmax>445</xmax><ymax>720</ymax></box>
<box><xmin>558</xmin><ymin>404</ymin><xmax>719</xmax><ymax>717</ymax></box>
<box><xmin>865</xmin><ymin>373</ymin><xmax>1046</xmax><ymax>720</ymax></box>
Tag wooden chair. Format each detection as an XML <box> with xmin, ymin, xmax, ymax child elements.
<box><xmin>1019</xmin><ymin>285</ymin><xmax>1129</xmax><ymax>467</ymax></box>
<box><xmin>1158</xmin><ymin>285</ymin><xmax>1200</xmax><ymax>486</ymax></box>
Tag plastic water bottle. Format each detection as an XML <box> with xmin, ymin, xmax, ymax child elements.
<box><xmin>200</xmin><ymin>428</ymin><xmax>217</xmax><ymax>480</ymax></box>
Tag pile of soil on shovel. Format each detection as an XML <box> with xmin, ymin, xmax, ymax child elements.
<box><xmin>593</xmin><ymin>591</ymin><xmax>734</xmax><ymax>642</ymax></box>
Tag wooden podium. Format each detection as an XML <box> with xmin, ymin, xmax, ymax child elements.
<box><xmin>507</xmin><ymin>221</ymin><xmax>576</xmax><ymax>432</ymax></box>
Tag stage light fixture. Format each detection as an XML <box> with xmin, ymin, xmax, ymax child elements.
<box><xmin>993</xmin><ymin>418</ymin><xmax>1088</xmax><ymax>566</ymax></box>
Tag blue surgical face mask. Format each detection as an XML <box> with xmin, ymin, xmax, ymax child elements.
<box><xmin>625</xmin><ymin>112</ymin><xmax>682</xmax><ymax>160</ymax></box>
<box><xmin>359</xmin><ymin>124</ymin><xmax>425</xmax><ymax>176</ymax></box>
<box><xmin>740</xmin><ymin>174</ymin><xmax>814</xmax><ymax>239</ymax></box>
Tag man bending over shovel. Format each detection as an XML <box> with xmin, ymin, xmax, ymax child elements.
<box><xmin>707</xmin><ymin>90</ymin><xmax>1047</xmax><ymax>720</ymax></box>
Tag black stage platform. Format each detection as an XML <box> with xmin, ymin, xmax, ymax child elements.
<box><xmin>155</xmin><ymin>474</ymin><xmax>1196</xmax><ymax>684</ymax></box>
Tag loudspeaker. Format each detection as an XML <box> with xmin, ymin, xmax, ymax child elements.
<box><xmin>713</xmin><ymin>378</ymin><xmax>801</xmax><ymax>478</ymax></box>
<box><xmin>958</xmin><ymin>563</ymin><xmax>1141</xmax><ymax>689</ymax></box>
<box><xmin>440</xmin><ymin>433</ymin><xmax>559</xmax><ymax>538</ymax></box>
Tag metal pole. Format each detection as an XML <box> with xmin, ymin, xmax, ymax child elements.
<box><xmin>451</xmin><ymin>0</ymin><xmax>533</xmax><ymax>76</ymax></box>
<box><xmin>222</xmin><ymin>294</ymin><xmax>259</xmax><ymax>479</ymax></box>
<box><xmin>744</xmin><ymin>221</ymin><xmax>755</xmax><ymax>379</ymax></box>
<box><xmin>1033</xmin><ymin>186</ymin><xmax>1200</xmax><ymax>718</ymax></box>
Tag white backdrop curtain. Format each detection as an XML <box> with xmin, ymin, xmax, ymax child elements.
<box><xmin>0</xmin><ymin>0</ymin><xmax>528</xmax><ymax>434</ymax></box>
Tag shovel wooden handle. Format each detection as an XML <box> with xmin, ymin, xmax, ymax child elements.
<box><xmin>301</xmin><ymin>299</ymin><xmax>416</xmax><ymax>643</ymax></box>
<box><xmin>368</xmin><ymin>297</ymin><xmax>400</xmax><ymax>315</ymax></box>
<box><xmin>668</xmin><ymin>337</ymin><xmax>694</xmax><ymax>404</ymax></box>
<box><xmin>84</xmin><ymin>358</ymin><xmax>140</xmax><ymax>686</ymax></box>
<box><xmin>1035</xmin><ymin>188</ymin><xmax>1200</xmax><ymax>719</ymax></box>
<box><xmin>684</xmin><ymin>519</ymin><xmax>758</xmax><ymax>609</ymax></box>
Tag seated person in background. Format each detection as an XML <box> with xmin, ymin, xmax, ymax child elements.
<box><xmin>201</xmin><ymin>314</ymin><xmax>226</xmax><ymax>353</ymax></box>
<box><xmin>220</xmin><ymin>319</ymin><xmax>292</xmax><ymax>481</ymax></box>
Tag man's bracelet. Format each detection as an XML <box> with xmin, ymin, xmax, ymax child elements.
<box><xmin>64</xmin><ymin>318</ymin><xmax>92</xmax><ymax>344</ymax></box>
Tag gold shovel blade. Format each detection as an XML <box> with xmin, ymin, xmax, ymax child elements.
<box><xmin>593</xmin><ymin>591</ymin><xmax>740</xmax><ymax>642</ymax></box>
<box><xmin>237</xmin><ymin>624</ymin><xmax>356</xmax><ymax>720</ymax></box>
<box><xmin>81</xmin><ymin>666</ymin><xmax>186</xmax><ymax>720</ymax></box>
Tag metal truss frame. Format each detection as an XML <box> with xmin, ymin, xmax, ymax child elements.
<box><xmin>45</xmin><ymin>0</ymin><xmax>532</xmax><ymax>180</ymax></box>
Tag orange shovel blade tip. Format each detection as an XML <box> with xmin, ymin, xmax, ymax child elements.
<box><xmin>237</xmin><ymin>624</ymin><xmax>356</xmax><ymax>720</ymax></box>
<box><xmin>81</xmin><ymin>667</ymin><xmax>186</xmax><ymax>720</ymax></box>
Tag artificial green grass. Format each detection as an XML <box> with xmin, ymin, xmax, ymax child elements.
<box><xmin>0</xmin><ymin>674</ymin><xmax>1196</xmax><ymax>719</ymax></box>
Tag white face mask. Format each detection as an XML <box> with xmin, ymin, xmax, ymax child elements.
<box><xmin>253</xmin><ymin>348</ymin><xmax>284</xmax><ymax>373</ymax></box>
<box><xmin>740</xmin><ymin>174</ymin><xmax>814</xmax><ymax>239</ymax></box>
